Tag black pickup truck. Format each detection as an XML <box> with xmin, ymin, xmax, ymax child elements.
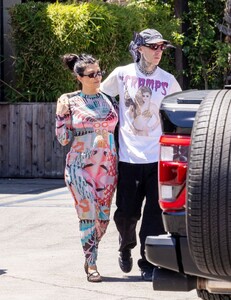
<box><xmin>145</xmin><ymin>89</ymin><xmax>231</xmax><ymax>300</ymax></box>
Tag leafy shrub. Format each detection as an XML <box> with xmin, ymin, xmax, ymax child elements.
<box><xmin>8</xmin><ymin>1</ymin><xmax>180</xmax><ymax>102</ymax></box>
<box><xmin>183</xmin><ymin>0</ymin><xmax>231</xmax><ymax>89</ymax></box>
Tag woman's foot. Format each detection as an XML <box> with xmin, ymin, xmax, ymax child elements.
<box><xmin>87</xmin><ymin>270</ymin><xmax>102</xmax><ymax>283</ymax></box>
<box><xmin>84</xmin><ymin>261</ymin><xmax>102</xmax><ymax>282</ymax></box>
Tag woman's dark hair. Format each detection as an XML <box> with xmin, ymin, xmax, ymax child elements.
<box><xmin>61</xmin><ymin>53</ymin><xmax>98</xmax><ymax>76</ymax></box>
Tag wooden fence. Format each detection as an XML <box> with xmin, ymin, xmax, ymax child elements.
<box><xmin>0</xmin><ymin>102</ymin><xmax>70</xmax><ymax>178</ymax></box>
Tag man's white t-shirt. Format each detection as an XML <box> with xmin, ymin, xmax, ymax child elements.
<box><xmin>100</xmin><ymin>63</ymin><xmax>182</xmax><ymax>164</ymax></box>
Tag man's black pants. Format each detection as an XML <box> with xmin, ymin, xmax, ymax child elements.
<box><xmin>114</xmin><ymin>161</ymin><xmax>165</xmax><ymax>270</ymax></box>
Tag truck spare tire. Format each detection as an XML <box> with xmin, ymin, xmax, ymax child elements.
<box><xmin>186</xmin><ymin>89</ymin><xmax>231</xmax><ymax>276</ymax></box>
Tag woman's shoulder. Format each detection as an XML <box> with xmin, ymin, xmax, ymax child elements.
<box><xmin>56</xmin><ymin>91</ymin><xmax>83</xmax><ymax>114</ymax></box>
<box><xmin>58</xmin><ymin>90</ymin><xmax>81</xmax><ymax>100</ymax></box>
<box><xmin>57</xmin><ymin>90</ymin><xmax>82</xmax><ymax>103</ymax></box>
<box><xmin>101</xmin><ymin>91</ymin><xmax>117</xmax><ymax>102</ymax></box>
<box><xmin>101</xmin><ymin>92</ymin><xmax>119</xmax><ymax>110</ymax></box>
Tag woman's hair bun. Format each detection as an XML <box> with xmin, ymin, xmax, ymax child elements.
<box><xmin>62</xmin><ymin>53</ymin><xmax>79</xmax><ymax>71</ymax></box>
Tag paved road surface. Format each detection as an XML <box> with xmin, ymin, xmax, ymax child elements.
<box><xmin>0</xmin><ymin>178</ymin><xmax>199</xmax><ymax>300</ymax></box>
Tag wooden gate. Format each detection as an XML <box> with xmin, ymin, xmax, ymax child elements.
<box><xmin>0</xmin><ymin>102</ymin><xmax>70</xmax><ymax>178</ymax></box>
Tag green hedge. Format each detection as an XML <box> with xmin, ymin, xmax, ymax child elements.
<box><xmin>183</xmin><ymin>0</ymin><xmax>231</xmax><ymax>90</ymax></box>
<box><xmin>8</xmin><ymin>1</ymin><xmax>180</xmax><ymax>102</ymax></box>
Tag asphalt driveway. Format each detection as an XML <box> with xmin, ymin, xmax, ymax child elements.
<box><xmin>0</xmin><ymin>178</ymin><xmax>198</xmax><ymax>300</ymax></box>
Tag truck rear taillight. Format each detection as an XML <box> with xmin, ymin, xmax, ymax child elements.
<box><xmin>159</xmin><ymin>135</ymin><xmax>190</xmax><ymax>211</ymax></box>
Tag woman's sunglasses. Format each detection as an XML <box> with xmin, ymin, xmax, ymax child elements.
<box><xmin>80</xmin><ymin>70</ymin><xmax>105</xmax><ymax>78</ymax></box>
<box><xmin>144</xmin><ymin>44</ymin><xmax>167</xmax><ymax>51</ymax></box>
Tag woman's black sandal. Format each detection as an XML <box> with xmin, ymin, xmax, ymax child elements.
<box><xmin>84</xmin><ymin>261</ymin><xmax>102</xmax><ymax>282</ymax></box>
<box><xmin>87</xmin><ymin>271</ymin><xmax>102</xmax><ymax>283</ymax></box>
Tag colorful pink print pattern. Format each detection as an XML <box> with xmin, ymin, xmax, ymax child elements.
<box><xmin>56</xmin><ymin>91</ymin><xmax>118</xmax><ymax>266</ymax></box>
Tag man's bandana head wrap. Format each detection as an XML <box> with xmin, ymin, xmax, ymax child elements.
<box><xmin>129</xmin><ymin>32</ymin><xmax>145</xmax><ymax>63</ymax></box>
<box><xmin>129</xmin><ymin>29</ymin><xmax>172</xmax><ymax>62</ymax></box>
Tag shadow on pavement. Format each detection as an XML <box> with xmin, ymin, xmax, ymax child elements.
<box><xmin>0</xmin><ymin>178</ymin><xmax>65</xmax><ymax>195</ymax></box>
<box><xmin>102</xmin><ymin>275</ymin><xmax>144</xmax><ymax>282</ymax></box>
<box><xmin>0</xmin><ymin>269</ymin><xmax>7</xmax><ymax>276</ymax></box>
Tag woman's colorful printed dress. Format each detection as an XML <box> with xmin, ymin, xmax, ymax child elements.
<box><xmin>56</xmin><ymin>91</ymin><xmax>118</xmax><ymax>266</ymax></box>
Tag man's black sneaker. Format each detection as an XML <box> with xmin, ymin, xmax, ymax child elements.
<box><xmin>141</xmin><ymin>267</ymin><xmax>154</xmax><ymax>281</ymax></box>
<box><xmin>118</xmin><ymin>250</ymin><xmax>133</xmax><ymax>273</ymax></box>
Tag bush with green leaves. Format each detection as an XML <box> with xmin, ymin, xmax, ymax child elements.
<box><xmin>8</xmin><ymin>1</ymin><xmax>180</xmax><ymax>102</ymax></box>
<box><xmin>183</xmin><ymin>0</ymin><xmax>231</xmax><ymax>89</ymax></box>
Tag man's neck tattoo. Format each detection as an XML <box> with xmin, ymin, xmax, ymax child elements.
<box><xmin>137</xmin><ymin>56</ymin><xmax>157</xmax><ymax>76</ymax></box>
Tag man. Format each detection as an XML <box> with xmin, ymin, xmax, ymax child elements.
<box><xmin>100</xmin><ymin>28</ymin><xmax>182</xmax><ymax>281</ymax></box>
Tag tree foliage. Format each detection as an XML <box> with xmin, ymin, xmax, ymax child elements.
<box><xmin>7</xmin><ymin>0</ymin><xmax>231</xmax><ymax>101</ymax></box>
<box><xmin>8</xmin><ymin>1</ymin><xmax>180</xmax><ymax>102</ymax></box>
<box><xmin>183</xmin><ymin>0</ymin><xmax>231</xmax><ymax>89</ymax></box>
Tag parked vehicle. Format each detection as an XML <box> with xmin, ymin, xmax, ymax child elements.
<box><xmin>145</xmin><ymin>89</ymin><xmax>231</xmax><ymax>299</ymax></box>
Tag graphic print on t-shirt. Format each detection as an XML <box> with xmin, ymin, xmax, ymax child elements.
<box><xmin>100</xmin><ymin>63</ymin><xmax>182</xmax><ymax>163</ymax></box>
<box><xmin>125</xmin><ymin>86</ymin><xmax>159</xmax><ymax>136</ymax></box>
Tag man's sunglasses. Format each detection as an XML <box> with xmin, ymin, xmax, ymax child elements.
<box><xmin>80</xmin><ymin>70</ymin><xmax>105</xmax><ymax>78</ymax></box>
<box><xmin>144</xmin><ymin>44</ymin><xmax>167</xmax><ymax>51</ymax></box>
